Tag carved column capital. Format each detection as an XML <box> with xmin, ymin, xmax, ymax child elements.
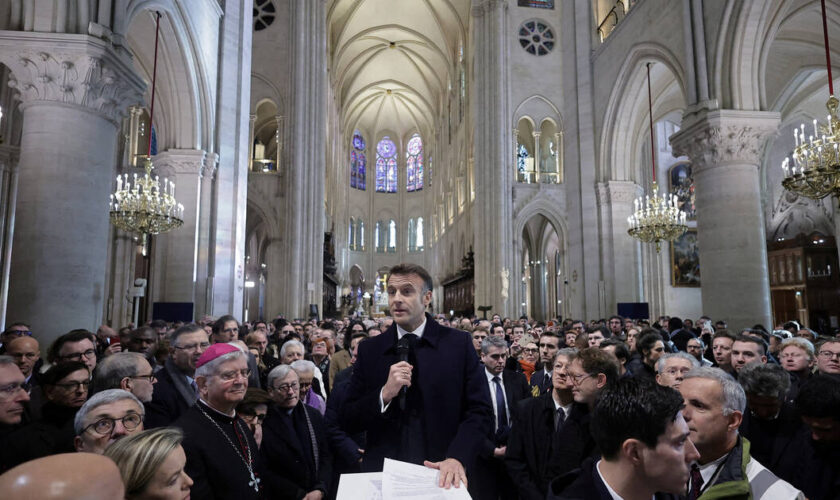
<box><xmin>202</xmin><ymin>153</ymin><xmax>220</xmax><ymax>180</ymax></box>
<box><xmin>0</xmin><ymin>33</ymin><xmax>145</xmax><ymax>125</ymax></box>
<box><xmin>153</xmin><ymin>149</ymin><xmax>207</xmax><ymax>176</ymax></box>
<box><xmin>670</xmin><ymin>110</ymin><xmax>780</xmax><ymax>171</ymax></box>
<box><xmin>596</xmin><ymin>180</ymin><xmax>642</xmax><ymax>206</ymax></box>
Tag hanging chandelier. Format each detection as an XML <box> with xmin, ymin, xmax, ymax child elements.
<box><xmin>781</xmin><ymin>0</ymin><xmax>840</xmax><ymax>200</ymax></box>
<box><xmin>110</xmin><ymin>11</ymin><xmax>183</xmax><ymax>236</ymax></box>
<box><xmin>627</xmin><ymin>62</ymin><xmax>688</xmax><ymax>253</ymax></box>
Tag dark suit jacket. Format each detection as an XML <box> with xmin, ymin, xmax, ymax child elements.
<box><xmin>479</xmin><ymin>368</ymin><xmax>531</xmax><ymax>456</ymax></box>
<box><xmin>529</xmin><ymin>367</ymin><xmax>552</xmax><ymax>396</ymax></box>
<box><xmin>504</xmin><ymin>391</ymin><xmax>559</xmax><ymax>500</ymax></box>
<box><xmin>261</xmin><ymin>402</ymin><xmax>332</xmax><ymax>499</ymax></box>
<box><xmin>341</xmin><ymin>313</ymin><xmax>493</xmax><ymax>474</ymax></box>
<box><xmin>669</xmin><ymin>328</ymin><xmax>696</xmax><ymax>352</ymax></box>
<box><xmin>145</xmin><ymin>359</ymin><xmax>196</xmax><ymax>428</ymax></box>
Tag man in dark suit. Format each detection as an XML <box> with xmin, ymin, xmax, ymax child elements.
<box><xmin>261</xmin><ymin>364</ymin><xmax>331</xmax><ymax>499</ymax></box>
<box><xmin>668</xmin><ymin>316</ymin><xmax>696</xmax><ymax>353</ymax></box>
<box><xmin>505</xmin><ymin>348</ymin><xmax>577</xmax><ymax>500</ymax></box>
<box><xmin>145</xmin><ymin>324</ymin><xmax>207</xmax><ymax>428</ymax></box>
<box><xmin>529</xmin><ymin>332</ymin><xmax>560</xmax><ymax>396</ymax></box>
<box><xmin>341</xmin><ymin>263</ymin><xmax>493</xmax><ymax>489</ymax></box>
<box><xmin>471</xmin><ymin>335</ymin><xmax>530</xmax><ymax>500</ymax></box>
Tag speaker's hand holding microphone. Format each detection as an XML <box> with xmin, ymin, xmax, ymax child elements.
<box><xmin>382</xmin><ymin>361</ymin><xmax>413</xmax><ymax>405</ymax></box>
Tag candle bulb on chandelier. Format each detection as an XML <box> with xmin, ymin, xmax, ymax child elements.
<box><xmin>814</xmin><ymin>119</ymin><xmax>819</xmax><ymax>138</ymax></box>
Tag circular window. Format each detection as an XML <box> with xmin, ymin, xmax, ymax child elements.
<box><xmin>519</xmin><ymin>20</ymin><xmax>554</xmax><ymax>56</ymax></box>
<box><xmin>253</xmin><ymin>0</ymin><xmax>275</xmax><ymax>32</ymax></box>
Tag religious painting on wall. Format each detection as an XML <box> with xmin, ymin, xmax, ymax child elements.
<box><xmin>671</xmin><ymin>229</ymin><xmax>700</xmax><ymax>287</ymax></box>
<box><xmin>669</xmin><ymin>163</ymin><xmax>696</xmax><ymax>219</ymax></box>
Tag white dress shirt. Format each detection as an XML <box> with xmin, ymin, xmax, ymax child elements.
<box><xmin>485</xmin><ymin>368</ymin><xmax>510</xmax><ymax>430</ymax></box>
<box><xmin>380</xmin><ymin>318</ymin><xmax>427</xmax><ymax>412</ymax></box>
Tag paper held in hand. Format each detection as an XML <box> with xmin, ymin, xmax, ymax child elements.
<box><xmin>336</xmin><ymin>458</ymin><xmax>472</xmax><ymax>500</ymax></box>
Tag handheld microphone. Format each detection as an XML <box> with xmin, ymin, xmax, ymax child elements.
<box><xmin>396</xmin><ymin>335</ymin><xmax>411</xmax><ymax>411</ymax></box>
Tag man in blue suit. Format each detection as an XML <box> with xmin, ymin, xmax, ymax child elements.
<box><xmin>341</xmin><ymin>263</ymin><xmax>493</xmax><ymax>490</ymax></box>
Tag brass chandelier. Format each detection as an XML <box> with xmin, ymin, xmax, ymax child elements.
<box><xmin>781</xmin><ymin>0</ymin><xmax>840</xmax><ymax>201</ymax></box>
<box><xmin>109</xmin><ymin>11</ymin><xmax>183</xmax><ymax>236</ymax></box>
<box><xmin>627</xmin><ymin>62</ymin><xmax>688</xmax><ymax>252</ymax></box>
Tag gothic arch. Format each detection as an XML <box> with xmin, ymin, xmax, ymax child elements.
<box><xmin>512</xmin><ymin>95</ymin><xmax>563</xmax><ymax>131</ymax></box>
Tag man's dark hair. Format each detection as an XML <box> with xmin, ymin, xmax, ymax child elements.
<box><xmin>47</xmin><ymin>329</ymin><xmax>96</xmax><ymax>364</ymax></box>
<box><xmin>733</xmin><ymin>334</ymin><xmax>767</xmax><ymax>356</ymax></box>
<box><xmin>388</xmin><ymin>263</ymin><xmax>433</xmax><ymax>293</ymax></box>
<box><xmin>42</xmin><ymin>361</ymin><xmax>89</xmax><ymax>386</ymax></box>
<box><xmin>796</xmin><ymin>374</ymin><xmax>840</xmax><ymax>420</ymax></box>
<box><xmin>2</xmin><ymin>322</ymin><xmax>30</xmax><ymax>336</ymax></box>
<box><xmin>592</xmin><ymin>378</ymin><xmax>684</xmax><ymax>460</ymax></box>
<box><xmin>637</xmin><ymin>331</ymin><xmax>663</xmax><ymax>357</ymax></box>
<box><xmin>600</xmin><ymin>338</ymin><xmax>630</xmax><ymax>363</ymax></box>
<box><xmin>668</xmin><ymin>317</ymin><xmax>683</xmax><ymax>333</ymax></box>
<box><xmin>539</xmin><ymin>330</ymin><xmax>560</xmax><ymax>342</ymax></box>
<box><xmin>577</xmin><ymin>347</ymin><xmax>619</xmax><ymax>385</ymax></box>
<box><xmin>149</xmin><ymin>319</ymin><xmax>168</xmax><ymax>330</ymax></box>
<box><xmin>609</xmin><ymin>315</ymin><xmax>624</xmax><ymax>324</ymax></box>
<box><xmin>169</xmin><ymin>323</ymin><xmax>206</xmax><ymax>346</ymax></box>
<box><xmin>713</xmin><ymin>329</ymin><xmax>737</xmax><ymax>342</ymax></box>
<box><xmin>212</xmin><ymin>315</ymin><xmax>239</xmax><ymax>335</ymax></box>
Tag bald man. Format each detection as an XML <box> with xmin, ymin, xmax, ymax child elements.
<box><xmin>0</xmin><ymin>452</ymin><xmax>124</xmax><ymax>498</ymax></box>
<box><xmin>5</xmin><ymin>336</ymin><xmax>40</xmax><ymax>383</ymax></box>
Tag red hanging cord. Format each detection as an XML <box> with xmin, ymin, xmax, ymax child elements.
<box><xmin>647</xmin><ymin>62</ymin><xmax>656</xmax><ymax>183</ymax></box>
<box><xmin>147</xmin><ymin>11</ymin><xmax>161</xmax><ymax>158</ymax></box>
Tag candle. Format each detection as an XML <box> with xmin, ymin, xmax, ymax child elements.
<box><xmin>794</xmin><ymin>128</ymin><xmax>799</xmax><ymax>147</ymax></box>
<box><xmin>814</xmin><ymin>119</ymin><xmax>818</xmax><ymax>137</ymax></box>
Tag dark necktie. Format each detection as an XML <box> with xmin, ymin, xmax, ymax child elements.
<box><xmin>554</xmin><ymin>406</ymin><xmax>565</xmax><ymax>431</ymax></box>
<box><xmin>190</xmin><ymin>380</ymin><xmax>198</xmax><ymax>396</ymax></box>
<box><xmin>688</xmin><ymin>463</ymin><xmax>703</xmax><ymax>500</ymax></box>
<box><xmin>492</xmin><ymin>376</ymin><xmax>508</xmax><ymax>430</ymax></box>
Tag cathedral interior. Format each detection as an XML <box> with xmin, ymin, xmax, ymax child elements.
<box><xmin>0</xmin><ymin>0</ymin><xmax>839</xmax><ymax>349</ymax></box>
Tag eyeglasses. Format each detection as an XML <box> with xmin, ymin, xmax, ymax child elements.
<box><xmin>3</xmin><ymin>330</ymin><xmax>31</xmax><ymax>337</ymax></box>
<box><xmin>130</xmin><ymin>373</ymin><xmax>156</xmax><ymax>383</ymax></box>
<box><xmin>60</xmin><ymin>349</ymin><xmax>96</xmax><ymax>362</ymax></box>
<box><xmin>217</xmin><ymin>369</ymin><xmax>251</xmax><ymax>382</ymax></box>
<box><xmin>818</xmin><ymin>350</ymin><xmax>840</xmax><ymax>360</ymax></box>
<box><xmin>240</xmin><ymin>412</ymin><xmax>267</xmax><ymax>423</ymax></box>
<box><xmin>53</xmin><ymin>380</ymin><xmax>91</xmax><ymax>391</ymax></box>
<box><xmin>522</xmin><ymin>348</ymin><xmax>538</xmax><ymax>354</ymax></box>
<box><xmin>83</xmin><ymin>413</ymin><xmax>143</xmax><ymax>435</ymax></box>
<box><xmin>9</xmin><ymin>352</ymin><xmax>38</xmax><ymax>360</ymax></box>
<box><xmin>568</xmin><ymin>373</ymin><xmax>592</xmax><ymax>386</ymax></box>
<box><xmin>0</xmin><ymin>381</ymin><xmax>30</xmax><ymax>401</ymax></box>
<box><xmin>174</xmin><ymin>342</ymin><xmax>210</xmax><ymax>352</ymax></box>
<box><xmin>275</xmin><ymin>382</ymin><xmax>300</xmax><ymax>392</ymax></box>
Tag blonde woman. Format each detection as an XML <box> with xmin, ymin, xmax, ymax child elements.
<box><xmin>104</xmin><ymin>427</ymin><xmax>193</xmax><ymax>500</ymax></box>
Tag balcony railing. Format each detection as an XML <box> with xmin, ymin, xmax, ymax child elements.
<box><xmin>597</xmin><ymin>0</ymin><xmax>637</xmax><ymax>43</ymax></box>
<box><xmin>517</xmin><ymin>170</ymin><xmax>561</xmax><ymax>184</ymax></box>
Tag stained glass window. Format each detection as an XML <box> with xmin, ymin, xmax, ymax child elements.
<box><xmin>351</xmin><ymin>131</ymin><xmax>366</xmax><ymax>190</ymax></box>
<box><xmin>519</xmin><ymin>20</ymin><xmax>555</xmax><ymax>56</ymax></box>
<box><xmin>406</xmin><ymin>134</ymin><xmax>424</xmax><ymax>192</ymax></box>
<box><xmin>376</xmin><ymin>137</ymin><xmax>398</xmax><ymax>193</ymax></box>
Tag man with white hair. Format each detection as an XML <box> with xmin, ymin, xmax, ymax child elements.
<box><xmin>91</xmin><ymin>352</ymin><xmax>156</xmax><ymax>403</ymax></box>
<box><xmin>679</xmin><ymin>367</ymin><xmax>803</xmax><ymax>500</ymax></box>
<box><xmin>280</xmin><ymin>339</ymin><xmax>305</xmax><ymax>365</ymax></box>
<box><xmin>291</xmin><ymin>359</ymin><xmax>326</xmax><ymax>415</ymax></box>
<box><xmin>73</xmin><ymin>389</ymin><xmax>144</xmax><ymax>454</ymax></box>
<box><xmin>656</xmin><ymin>352</ymin><xmax>700</xmax><ymax>390</ymax></box>
<box><xmin>176</xmin><ymin>343</ymin><xmax>262</xmax><ymax>499</ymax></box>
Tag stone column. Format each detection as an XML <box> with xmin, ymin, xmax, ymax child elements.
<box><xmin>0</xmin><ymin>34</ymin><xmax>143</xmax><ymax>344</ymax></box>
<box><xmin>596</xmin><ymin>180</ymin><xmax>643</xmax><ymax>310</ymax></box>
<box><xmin>671</xmin><ymin>110</ymin><xmax>780</xmax><ymax>330</ymax></box>
<box><xmin>152</xmin><ymin>149</ymin><xmax>206</xmax><ymax>308</ymax></box>
<box><xmin>195</xmin><ymin>153</ymin><xmax>218</xmax><ymax>321</ymax></box>
<box><xmin>248</xmin><ymin>114</ymin><xmax>256</xmax><ymax>172</ymax></box>
<box><xmin>472</xmin><ymin>0</ymin><xmax>514</xmax><ymax>317</ymax></box>
<box><xmin>532</xmin><ymin>131</ymin><xmax>541</xmax><ymax>182</ymax></box>
<box><xmin>284</xmin><ymin>0</ymin><xmax>326</xmax><ymax>318</ymax></box>
<box><xmin>275</xmin><ymin>114</ymin><xmax>284</xmax><ymax>171</ymax></box>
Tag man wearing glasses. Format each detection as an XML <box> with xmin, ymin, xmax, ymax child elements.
<box><xmin>0</xmin><ymin>322</ymin><xmax>32</xmax><ymax>352</ymax></box>
<box><xmin>816</xmin><ymin>338</ymin><xmax>840</xmax><ymax>375</ymax></box>
<box><xmin>0</xmin><ymin>356</ymin><xmax>29</xmax><ymax>427</ymax></box>
<box><xmin>5</xmin><ymin>336</ymin><xmax>40</xmax><ymax>385</ymax></box>
<box><xmin>261</xmin><ymin>364</ymin><xmax>331</xmax><ymax>499</ymax></box>
<box><xmin>47</xmin><ymin>330</ymin><xmax>98</xmax><ymax>373</ymax></box>
<box><xmin>91</xmin><ymin>352</ymin><xmax>156</xmax><ymax>403</ymax></box>
<box><xmin>73</xmin><ymin>389</ymin><xmax>144</xmax><ymax>454</ymax></box>
<box><xmin>145</xmin><ymin>324</ymin><xmax>208</xmax><ymax>428</ymax></box>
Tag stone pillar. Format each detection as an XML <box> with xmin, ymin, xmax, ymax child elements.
<box><xmin>532</xmin><ymin>131</ymin><xmax>541</xmax><ymax>182</ymax></box>
<box><xmin>152</xmin><ymin>149</ymin><xmax>206</xmax><ymax>308</ymax></box>
<box><xmin>195</xmin><ymin>153</ymin><xmax>218</xmax><ymax>321</ymax></box>
<box><xmin>284</xmin><ymin>0</ymin><xmax>326</xmax><ymax>318</ymax></box>
<box><xmin>0</xmin><ymin>146</ymin><xmax>19</xmax><ymax>329</ymax></box>
<box><xmin>472</xmin><ymin>0</ymin><xmax>514</xmax><ymax>317</ymax></box>
<box><xmin>0</xmin><ymin>34</ymin><xmax>143</xmax><ymax>344</ymax></box>
<box><xmin>275</xmin><ymin>114</ymin><xmax>284</xmax><ymax>171</ymax></box>
<box><xmin>596</xmin><ymin>181</ymin><xmax>643</xmax><ymax>310</ymax></box>
<box><xmin>248</xmin><ymin>114</ymin><xmax>256</xmax><ymax>172</ymax></box>
<box><xmin>671</xmin><ymin>110</ymin><xmax>780</xmax><ymax>330</ymax></box>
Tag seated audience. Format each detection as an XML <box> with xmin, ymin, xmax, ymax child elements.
<box><xmin>74</xmin><ymin>389</ymin><xmax>145</xmax><ymax>454</ymax></box>
<box><xmin>104</xmin><ymin>427</ymin><xmax>194</xmax><ymax>500</ymax></box>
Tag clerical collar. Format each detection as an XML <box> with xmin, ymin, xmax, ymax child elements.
<box><xmin>396</xmin><ymin>317</ymin><xmax>427</xmax><ymax>339</ymax></box>
<box><xmin>199</xmin><ymin>398</ymin><xmax>236</xmax><ymax>419</ymax></box>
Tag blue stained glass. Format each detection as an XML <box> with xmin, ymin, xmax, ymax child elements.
<box><xmin>358</xmin><ymin>153</ymin><xmax>366</xmax><ymax>190</ymax></box>
<box><xmin>386</xmin><ymin>158</ymin><xmax>397</xmax><ymax>193</ymax></box>
<box><xmin>150</xmin><ymin>126</ymin><xmax>158</xmax><ymax>156</ymax></box>
<box><xmin>376</xmin><ymin>157</ymin><xmax>387</xmax><ymax>192</ymax></box>
<box><xmin>376</xmin><ymin>137</ymin><xmax>398</xmax><ymax>192</ymax></box>
<box><xmin>377</xmin><ymin>137</ymin><xmax>397</xmax><ymax>158</ymax></box>
<box><xmin>517</xmin><ymin>144</ymin><xmax>529</xmax><ymax>172</ymax></box>
<box><xmin>350</xmin><ymin>131</ymin><xmax>366</xmax><ymax>190</ymax></box>
<box><xmin>406</xmin><ymin>134</ymin><xmax>423</xmax><ymax>192</ymax></box>
<box><xmin>350</xmin><ymin>150</ymin><xmax>357</xmax><ymax>189</ymax></box>
<box><xmin>353</xmin><ymin>131</ymin><xmax>366</xmax><ymax>151</ymax></box>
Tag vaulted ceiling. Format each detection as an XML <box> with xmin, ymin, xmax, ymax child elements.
<box><xmin>327</xmin><ymin>0</ymin><xmax>470</xmax><ymax>141</ymax></box>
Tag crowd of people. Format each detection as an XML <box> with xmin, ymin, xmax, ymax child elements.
<box><xmin>0</xmin><ymin>263</ymin><xmax>838</xmax><ymax>499</ymax></box>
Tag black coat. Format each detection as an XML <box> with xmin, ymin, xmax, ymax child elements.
<box><xmin>470</xmin><ymin>369</ymin><xmax>532</xmax><ymax>500</ymax></box>
<box><xmin>145</xmin><ymin>359</ymin><xmax>196</xmax><ymax>428</ymax></box>
<box><xmin>0</xmin><ymin>401</ymin><xmax>78</xmax><ymax>471</ymax></box>
<box><xmin>176</xmin><ymin>400</ymin><xmax>262</xmax><ymax>500</ymax></box>
<box><xmin>529</xmin><ymin>367</ymin><xmax>552</xmax><ymax>396</ymax></box>
<box><xmin>261</xmin><ymin>402</ymin><xmax>332</xmax><ymax>499</ymax></box>
<box><xmin>546</xmin><ymin>403</ymin><xmax>597</xmax><ymax>480</ymax></box>
<box><xmin>341</xmin><ymin>314</ymin><xmax>493</xmax><ymax>474</ymax></box>
<box><xmin>547</xmin><ymin>457</ymin><xmax>682</xmax><ymax>500</ymax></box>
<box><xmin>504</xmin><ymin>391</ymin><xmax>561</xmax><ymax>500</ymax></box>
<box><xmin>739</xmin><ymin>402</ymin><xmax>809</xmax><ymax>483</ymax></box>
<box><xmin>669</xmin><ymin>329</ymin><xmax>697</xmax><ymax>352</ymax></box>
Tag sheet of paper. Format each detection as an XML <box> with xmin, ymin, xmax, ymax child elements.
<box><xmin>381</xmin><ymin>459</ymin><xmax>472</xmax><ymax>500</ymax></box>
<box><xmin>336</xmin><ymin>471</ymin><xmax>383</xmax><ymax>500</ymax></box>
